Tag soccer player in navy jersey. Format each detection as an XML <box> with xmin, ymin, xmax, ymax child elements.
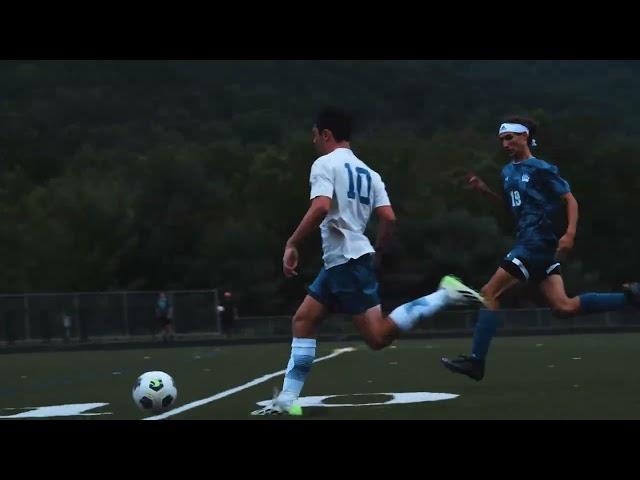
<box><xmin>441</xmin><ymin>115</ymin><xmax>640</xmax><ymax>381</ymax></box>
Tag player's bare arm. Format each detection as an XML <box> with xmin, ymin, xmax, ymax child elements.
<box><xmin>373</xmin><ymin>205</ymin><xmax>396</xmax><ymax>268</ymax></box>
<box><xmin>282</xmin><ymin>195</ymin><xmax>331</xmax><ymax>277</ymax></box>
<box><xmin>556</xmin><ymin>191</ymin><xmax>578</xmax><ymax>260</ymax></box>
<box><xmin>464</xmin><ymin>171</ymin><xmax>505</xmax><ymax>208</ymax></box>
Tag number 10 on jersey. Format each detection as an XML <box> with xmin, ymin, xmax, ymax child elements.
<box><xmin>344</xmin><ymin>163</ymin><xmax>371</xmax><ymax>205</ymax></box>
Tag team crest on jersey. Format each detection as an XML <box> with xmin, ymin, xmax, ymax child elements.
<box><xmin>521</xmin><ymin>174</ymin><xmax>530</xmax><ymax>183</ymax></box>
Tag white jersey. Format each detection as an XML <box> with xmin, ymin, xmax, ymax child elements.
<box><xmin>309</xmin><ymin>147</ymin><xmax>391</xmax><ymax>269</ymax></box>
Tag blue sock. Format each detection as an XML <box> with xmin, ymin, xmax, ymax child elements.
<box><xmin>389</xmin><ymin>289</ymin><xmax>449</xmax><ymax>332</ymax></box>
<box><xmin>282</xmin><ymin>337</ymin><xmax>316</xmax><ymax>399</ymax></box>
<box><xmin>579</xmin><ymin>293</ymin><xmax>627</xmax><ymax>313</ymax></box>
<box><xmin>472</xmin><ymin>310</ymin><xmax>499</xmax><ymax>361</ymax></box>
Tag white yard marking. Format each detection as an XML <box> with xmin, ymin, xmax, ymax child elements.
<box><xmin>252</xmin><ymin>392</ymin><xmax>459</xmax><ymax>411</ymax></box>
<box><xmin>0</xmin><ymin>403</ymin><xmax>111</xmax><ymax>418</ymax></box>
<box><xmin>144</xmin><ymin>347</ymin><xmax>356</xmax><ymax>420</ymax></box>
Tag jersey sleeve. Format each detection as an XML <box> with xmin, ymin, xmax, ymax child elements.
<box><xmin>372</xmin><ymin>172</ymin><xmax>391</xmax><ymax>208</ymax></box>
<box><xmin>538</xmin><ymin>166</ymin><xmax>571</xmax><ymax>197</ymax></box>
<box><xmin>309</xmin><ymin>159</ymin><xmax>334</xmax><ymax>200</ymax></box>
<box><xmin>500</xmin><ymin>165</ymin><xmax>511</xmax><ymax>194</ymax></box>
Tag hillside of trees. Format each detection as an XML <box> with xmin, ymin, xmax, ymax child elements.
<box><xmin>0</xmin><ymin>60</ymin><xmax>638</xmax><ymax>314</ymax></box>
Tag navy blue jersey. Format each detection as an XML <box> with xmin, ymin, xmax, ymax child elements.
<box><xmin>501</xmin><ymin>157</ymin><xmax>570</xmax><ymax>249</ymax></box>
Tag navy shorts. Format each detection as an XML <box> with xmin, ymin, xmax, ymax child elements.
<box><xmin>500</xmin><ymin>245</ymin><xmax>562</xmax><ymax>284</ymax></box>
<box><xmin>308</xmin><ymin>254</ymin><xmax>380</xmax><ymax>315</ymax></box>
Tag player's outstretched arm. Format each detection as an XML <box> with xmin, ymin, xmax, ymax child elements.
<box><xmin>464</xmin><ymin>171</ymin><xmax>505</xmax><ymax>208</ymax></box>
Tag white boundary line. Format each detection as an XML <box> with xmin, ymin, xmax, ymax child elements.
<box><xmin>144</xmin><ymin>347</ymin><xmax>356</xmax><ymax>420</ymax></box>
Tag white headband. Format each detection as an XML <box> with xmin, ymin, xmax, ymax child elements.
<box><xmin>499</xmin><ymin>123</ymin><xmax>529</xmax><ymax>135</ymax></box>
<box><xmin>498</xmin><ymin>123</ymin><xmax>537</xmax><ymax>147</ymax></box>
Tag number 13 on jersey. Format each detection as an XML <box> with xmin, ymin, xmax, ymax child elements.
<box><xmin>344</xmin><ymin>163</ymin><xmax>371</xmax><ymax>205</ymax></box>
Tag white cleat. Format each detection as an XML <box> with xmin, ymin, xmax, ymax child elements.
<box><xmin>250</xmin><ymin>388</ymin><xmax>303</xmax><ymax>416</ymax></box>
<box><xmin>250</xmin><ymin>404</ymin><xmax>285</xmax><ymax>416</ymax></box>
<box><xmin>439</xmin><ymin>275</ymin><xmax>487</xmax><ymax>307</ymax></box>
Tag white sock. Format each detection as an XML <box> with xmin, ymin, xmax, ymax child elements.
<box><xmin>281</xmin><ymin>337</ymin><xmax>316</xmax><ymax>401</ymax></box>
<box><xmin>389</xmin><ymin>289</ymin><xmax>449</xmax><ymax>332</ymax></box>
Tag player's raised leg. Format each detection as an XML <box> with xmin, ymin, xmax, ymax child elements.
<box><xmin>352</xmin><ymin>275</ymin><xmax>485</xmax><ymax>350</ymax></box>
<box><xmin>540</xmin><ymin>275</ymin><xmax>639</xmax><ymax>319</ymax></box>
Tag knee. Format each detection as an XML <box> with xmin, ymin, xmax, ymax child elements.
<box><xmin>551</xmin><ymin>298</ymin><xmax>580</xmax><ymax>318</ymax></box>
<box><xmin>480</xmin><ymin>285</ymin><xmax>500</xmax><ymax>309</ymax></box>
<box><xmin>291</xmin><ymin>312</ymin><xmax>314</xmax><ymax>337</ymax></box>
<box><xmin>480</xmin><ymin>285</ymin><xmax>496</xmax><ymax>300</ymax></box>
<box><xmin>364</xmin><ymin>334</ymin><xmax>391</xmax><ymax>351</ymax></box>
<box><xmin>292</xmin><ymin>311</ymin><xmax>305</xmax><ymax>326</ymax></box>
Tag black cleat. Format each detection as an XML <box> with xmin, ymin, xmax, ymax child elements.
<box><xmin>441</xmin><ymin>355</ymin><xmax>485</xmax><ymax>381</ymax></box>
<box><xmin>623</xmin><ymin>282</ymin><xmax>640</xmax><ymax>308</ymax></box>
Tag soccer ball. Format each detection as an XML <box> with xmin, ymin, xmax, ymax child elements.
<box><xmin>132</xmin><ymin>371</ymin><xmax>178</xmax><ymax>414</ymax></box>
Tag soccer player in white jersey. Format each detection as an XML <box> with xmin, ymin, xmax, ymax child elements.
<box><xmin>257</xmin><ymin>107</ymin><xmax>485</xmax><ymax>416</ymax></box>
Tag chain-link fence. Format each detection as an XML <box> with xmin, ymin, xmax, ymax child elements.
<box><xmin>0</xmin><ymin>290</ymin><xmax>220</xmax><ymax>343</ymax></box>
<box><xmin>234</xmin><ymin>308</ymin><xmax>640</xmax><ymax>338</ymax></box>
<box><xmin>1</xmin><ymin>289</ymin><xmax>638</xmax><ymax>345</ymax></box>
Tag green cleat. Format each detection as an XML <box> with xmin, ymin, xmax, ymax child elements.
<box><xmin>439</xmin><ymin>275</ymin><xmax>486</xmax><ymax>307</ymax></box>
<box><xmin>287</xmin><ymin>404</ymin><xmax>303</xmax><ymax>416</ymax></box>
<box><xmin>250</xmin><ymin>388</ymin><xmax>303</xmax><ymax>416</ymax></box>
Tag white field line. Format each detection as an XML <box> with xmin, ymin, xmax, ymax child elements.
<box><xmin>144</xmin><ymin>347</ymin><xmax>356</xmax><ymax>420</ymax></box>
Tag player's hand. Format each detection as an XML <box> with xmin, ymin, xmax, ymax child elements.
<box><xmin>556</xmin><ymin>232</ymin><xmax>575</xmax><ymax>261</ymax></box>
<box><xmin>464</xmin><ymin>172</ymin><xmax>489</xmax><ymax>193</ymax></box>
<box><xmin>282</xmin><ymin>244</ymin><xmax>299</xmax><ymax>277</ymax></box>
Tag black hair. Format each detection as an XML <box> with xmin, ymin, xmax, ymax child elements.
<box><xmin>315</xmin><ymin>107</ymin><xmax>353</xmax><ymax>142</ymax></box>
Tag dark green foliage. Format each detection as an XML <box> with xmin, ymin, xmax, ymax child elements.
<box><xmin>0</xmin><ymin>61</ymin><xmax>638</xmax><ymax>314</ymax></box>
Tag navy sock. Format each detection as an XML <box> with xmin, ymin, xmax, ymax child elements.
<box><xmin>472</xmin><ymin>309</ymin><xmax>499</xmax><ymax>361</ymax></box>
<box><xmin>579</xmin><ymin>293</ymin><xmax>627</xmax><ymax>313</ymax></box>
